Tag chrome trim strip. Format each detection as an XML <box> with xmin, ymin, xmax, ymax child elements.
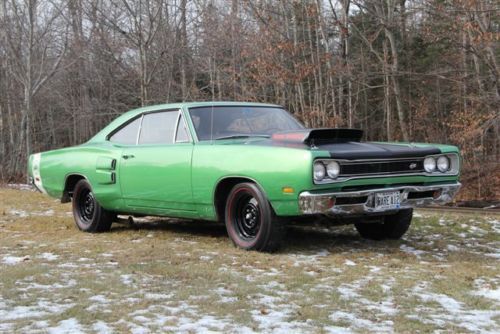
<box><xmin>335</xmin><ymin>157</ymin><xmax>424</xmax><ymax>163</ymax></box>
<box><xmin>298</xmin><ymin>182</ymin><xmax>462</xmax><ymax>215</ymax></box>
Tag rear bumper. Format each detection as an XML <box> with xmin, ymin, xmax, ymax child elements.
<box><xmin>298</xmin><ymin>182</ymin><xmax>461</xmax><ymax>215</ymax></box>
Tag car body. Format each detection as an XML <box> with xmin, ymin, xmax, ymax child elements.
<box><xmin>28</xmin><ymin>102</ymin><xmax>461</xmax><ymax>251</ymax></box>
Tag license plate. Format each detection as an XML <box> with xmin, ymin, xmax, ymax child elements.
<box><xmin>375</xmin><ymin>191</ymin><xmax>401</xmax><ymax>210</ymax></box>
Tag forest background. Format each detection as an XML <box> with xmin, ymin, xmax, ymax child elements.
<box><xmin>0</xmin><ymin>0</ymin><xmax>498</xmax><ymax>201</ymax></box>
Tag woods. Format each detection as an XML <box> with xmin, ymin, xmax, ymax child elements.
<box><xmin>0</xmin><ymin>0</ymin><xmax>498</xmax><ymax>200</ymax></box>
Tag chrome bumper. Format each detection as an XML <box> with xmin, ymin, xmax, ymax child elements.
<box><xmin>298</xmin><ymin>182</ymin><xmax>461</xmax><ymax>215</ymax></box>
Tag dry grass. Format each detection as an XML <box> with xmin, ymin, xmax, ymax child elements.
<box><xmin>0</xmin><ymin>186</ymin><xmax>499</xmax><ymax>333</ymax></box>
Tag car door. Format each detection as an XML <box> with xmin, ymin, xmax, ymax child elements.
<box><xmin>118</xmin><ymin>109</ymin><xmax>195</xmax><ymax>215</ymax></box>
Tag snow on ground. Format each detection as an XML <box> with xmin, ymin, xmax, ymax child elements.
<box><xmin>6</xmin><ymin>183</ymin><xmax>34</xmax><ymax>191</ymax></box>
<box><xmin>38</xmin><ymin>252</ymin><xmax>59</xmax><ymax>261</ymax></box>
<box><xmin>1</xmin><ymin>196</ymin><xmax>499</xmax><ymax>333</ymax></box>
<box><xmin>0</xmin><ymin>300</ymin><xmax>75</xmax><ymax>321</ymax></box>
<box><xmin>329</xmin><ymin>311</ymin><xmax>393</xmax><ymax>333</ymax></box>
<box><xmin>47</xmin><ymin>318</ymin><xmax>85</xmax><ymax>334</ymax></box>
<box><xmin>7</xmin><ymin>209</ymin><xmax>29</xmax><ymax>218</ymax></box>
<box><xmin>2</xmin><ymin>255</ymin><xmax>30</xmax><ymax>265</ymax></box>
<box><xmin>409</xmin><ymin>282</ymin><xmax>500</xmax><ymax>332</ymax></box>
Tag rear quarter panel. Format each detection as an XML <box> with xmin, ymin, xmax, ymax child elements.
<box><xmin>32</xmin><ymin>144</ymin><xmax>124</xmax><ymax>211</ymax></box>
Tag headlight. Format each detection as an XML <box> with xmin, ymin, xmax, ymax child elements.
<box><xmin>437</xmin><ymin>156</ymin><xmax>450</xmax><ymax>172</ymax></box>
<box><xmin>326</xmin><ymin>161</ymin><xmax>340</xmax><ymax>179</ymax></box>
<box><xmin>313</xmin><ymin>162</ymin><xmax>326</xmax><ymax>181</ymax></box>
<box><xmin>424</xmin><ymin>157</ymin><xmax>436</xmax><ymax>173</ymax></box>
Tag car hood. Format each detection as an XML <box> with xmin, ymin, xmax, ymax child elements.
<box><xmin>223</xmin><ymin>128</ymin><xmax>441</xmax><ymax>159</ymax></box>
<box><xmin>313</xmin><ymin>141</ymin><xmax>440</xmax><ymax>159</ymax></box>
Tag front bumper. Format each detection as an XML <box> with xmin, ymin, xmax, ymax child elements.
<box><xmin>298</xmin><ymin>182</ymin><xmax>461</xmax><ymax>215</ymax></box>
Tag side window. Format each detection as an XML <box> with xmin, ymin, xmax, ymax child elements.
<box><xmin>175</xmin><ymin>115</ymin><xmax>190</xmax><ymax>143</ymax></box>
<box><xmin>138</xmin><ymin>111</ymin><xmax>178</xmax><ymax>145</ymax></box>
<box><xmin>109</xmin><ymin>117</ymin><xmax>141</xmax><ymax>145</ymax></box>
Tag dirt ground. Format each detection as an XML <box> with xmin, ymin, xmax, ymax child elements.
<box><xmin>0</xmin><ymin>186</ymin><xmax>499</xmax><ymax>333</ymax></box>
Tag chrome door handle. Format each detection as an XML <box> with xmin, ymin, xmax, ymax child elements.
<box><xmin>122</xmin><ymin>154</ymin><xmax>135</xmax><ymax>159</ymax></box>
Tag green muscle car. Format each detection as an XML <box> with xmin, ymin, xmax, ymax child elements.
<box><xmin>28</xmin><ymin>102</ymin><xmax>461</xmax><ymax>251</ymax></box>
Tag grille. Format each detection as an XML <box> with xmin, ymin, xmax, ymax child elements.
<box><xmin>340</xmin><ymin>159</ymin><xmax>424</xmax><ymax>177</ymax></box>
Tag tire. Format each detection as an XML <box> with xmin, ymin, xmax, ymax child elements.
<box><xmin>225</xmin><ymin>182</ymin><xmax>285</xmax><ymax>252</ymax></box>
<box><xmin>72</xmin><ymin>179</ymin><xmax>113</xmax><ymax>233</ymax></box>
<box><xmin>354</xmin><ymin>208</ymin><xmax>413</xmax><ymax>240</ymax></box>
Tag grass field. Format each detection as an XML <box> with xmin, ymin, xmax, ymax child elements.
<box><xmin>0</xmin><ymin>186</ymin><xmax>499</xmax><ymax>333</ymax></box>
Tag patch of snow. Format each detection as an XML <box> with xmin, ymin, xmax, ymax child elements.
<box><xmin>2</xmin><ymin>255</ymin><xmax>30</xmax><ymax>265</ymax></box>
<box><xmin>468</xmin><ymin>225</ymin><xmax>487</xmax><ymax>236</ymax></box>
<box><xmin>38</xmin><ymin>252</ymin><xmax>59</xmax><ymax>261</ymax></box>
<box><xmin>8</xmin><ymin>209</ymin><xmax>29</xmax><ymax>218</ymax></box>
<box><xmin>47</xmin><ymin>318</ymin><xmax>84</xmax><ymax>334</ymax></box>
<box><xmin>144</xmin><ymin>293</ymin><xmax>173</xmax><ymax>300</ymax></box>
<box><xmin>337</xmin><ymin>284</ymin><xmax>361</xmax><ymax>300</ymax></box>
<box><xmin>289</xmin><ymin>249</ymin><xmax>330</xmax><ymax>267</ymax></box>
<box><xmin>400</xmin><ymin>244</ymin><xmax>426</xmax><ymax>257</ymax></box>
<box><xmin>446</xmin><ymin>245</ymin><xmax>460</xmax><ymax>252</ymax></box>
<box><xmin>329</xmin><ymin>311</ymin><xmax>393</xmax><ymax>332</ymax></box>
<box><xmin>174</xmin><ymin>315</ymin><xmax>233</xmax><ymax>333</ymax></box>
<box><xmin>89</xmin><ymin>295</ymin><xmax>109</xmax><ymax>303</ymax></box>
<box><xmin>7</xmin><ymin>183</ymin><xmax>33</xmax><ymax>191</ymax></box>
<box><xmin>92</xmin><ymin>321</ymin><xmax>112</xmax><ymax>334</ymax></box>
<box><xmin>258</xmin><ymin>281</ymin><xmax>285</xmax><ymax>291</ymax></box>
<box><xmin>37</xmin><ymin>209</ymin><xmax>54</xmax><ymax>216</ymax></box>
<box><xmin>121</xmin><ymin>274</ymin><xmax>134</xmax><ymax>285</ymax></box>
<box><xmin>411</xmin><ymin>282</ymin><xmax>500</xmax><ymax>332</ymax></box>
<box><xmin>0</xmin><ymin>301</ymin><xmax>75</xmax><ymax>321</ymax></box>
<box><xmin>251</xmin><ymin>307</ymin><xmax>299</xmax><ymax>333</ymax></box>
<box><xmin>344</xmin><ymin>260</ymin><xmax>356</xmax><ymax>266</ymax></box>
<box><xmin>323</xmin><ymin>325</ymin><xmax>353</xmax><ymax>334</ymax></box>
<box><xmin>472</xmin><ymin>285</ymin><xmax>500</xmax><ymax>303</ymax></box>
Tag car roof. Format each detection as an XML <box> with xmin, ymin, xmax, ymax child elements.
<box><xmin>88</xmin><ymin>101</ymin><xmax>283</xmax><ymax>143</ymax></box>
<box><xmin>131</xmin><ymin>101</ymin><xmax>280</xmax><ymax>112</ymax></box>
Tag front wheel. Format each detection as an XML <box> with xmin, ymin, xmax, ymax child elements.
<box><xmin>72</xmin><ymin>179</ymin><xmax>113</xmax><ymax>233</ymax></box>
<box><xmin>225</xmin><ymin>183</ymin><xmax>285</xmax><ymax>252</ymax></box>
<box><xmin>354</xmin><ymin>208</ymin><xmax>413</xmax><ymax>240</ymax></box>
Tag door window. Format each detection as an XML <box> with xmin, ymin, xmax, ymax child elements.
<box><xmin>138</xmin><ymin>111</ymin><xmax>178</xmax><ymax>145</ymax></box>
<box><xmin>109</xmin><ymin>117</ymin><xmax>141</xmax><ymax>145</ymax></box>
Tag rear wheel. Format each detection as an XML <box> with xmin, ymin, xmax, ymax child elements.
<box><xmin>72</xmin><ymin>179</ymin><xmax>113</xmax><ymax>232</ymax></box>
<box><xmin>225</xmin><ymin>183</ymin><xmax>285</xmax><ymax>252</ymax></box>
<box><xmin>354</xmin><ymin>208</ymin><xmax>413</xmax><ymax>240</ymax></box>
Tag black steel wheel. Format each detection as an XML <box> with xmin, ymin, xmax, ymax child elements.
<box><xmin>72</xmin><ymin>179</ymin><xmax>113</xmax><ymax>233</ymax></box>
<box><xmin>355</xmin><ymin>208</ymin><xmax>413</xmax><ymax>240</ymax></box>
<box><xmin>225</xmin><ymin>182</ymin><xmax>285</xmax><ymax>252</ymax></box>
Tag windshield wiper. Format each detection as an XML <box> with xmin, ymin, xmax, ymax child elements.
<box><xmin>214</xmin><ymin>134</ymin><xmax>270</xmax><ymax>140</ymax></box>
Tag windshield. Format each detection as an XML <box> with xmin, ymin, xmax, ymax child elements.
<box><xmin>188</xmin><ymin>106</ymin><xmax>304</xmax><ymax>141</ymax></box>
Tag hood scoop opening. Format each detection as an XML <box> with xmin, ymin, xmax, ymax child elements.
<box><xmin>271</xmin><ymin>128</ymin><xmax>363</xmax><ymax>145</ymax></box>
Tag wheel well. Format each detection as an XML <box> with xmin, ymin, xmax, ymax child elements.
<box><xmin>61</xmin><ymin>174</ymin><xmax>85</xmax><ymax>203</ymax></box>
<box><xmin>214</xmin><ymin>177</ymin><xmax>255</xmax><ymax>222</ymax></box>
